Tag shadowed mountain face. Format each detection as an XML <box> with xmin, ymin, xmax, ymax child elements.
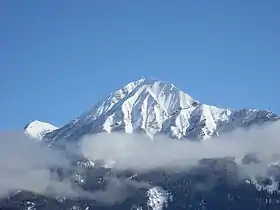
<box><xmin>2</xmin><ymin>158</ymin><xmax>280</xmax><ymax>210</ymax></box>
<box><xmin>15</xmin><ymin>78</ymin><xmax>280</xmax><ymax>210</ymax></box>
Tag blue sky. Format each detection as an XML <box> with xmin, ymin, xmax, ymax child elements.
<box><xmin>1</xmin><ymin>0</ymin><xmax>279</xmax><ymax>129</ymax></box>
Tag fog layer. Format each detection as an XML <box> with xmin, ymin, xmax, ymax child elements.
<box><xmin>80</xmin><ymin>122</ymin><xmax>280</xmax><ymax>174</ymax></box>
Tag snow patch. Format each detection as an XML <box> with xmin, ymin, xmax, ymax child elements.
<box><xmin>24</xmin><ymin>120</ymin><xmax>58</xmax><ymax>140</ymax></box>
<box><xmin>146</xmin><ymin>186</ymin><xmax>173</xmax><ymax>210</ymax></box>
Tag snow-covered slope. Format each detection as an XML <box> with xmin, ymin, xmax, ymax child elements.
<box><xmin>24</xmin><ymin>120</ymin><xmax>58</xmax><ymax>140</ymax></box>
<box><xmin>43</xmin><ymin>78</ymin><xmax>279</xmax><ymax>144</ymax></box>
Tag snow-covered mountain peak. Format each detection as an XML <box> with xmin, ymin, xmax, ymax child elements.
<box><xmin>43</xmin><ymin>78</ymin><xmax>279</xmax><ymax>143</ymax></box>
<box><xmin>81</xmin><ymin>78</ymin><xmax>199</xmax><ymax>121</ymax></box>
<box><xmin>24</xmin><ymin>120</ymin><xmax>58</xmax><ymax>140</ymax></box>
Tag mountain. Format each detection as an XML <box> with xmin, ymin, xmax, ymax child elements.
<box><xmin>24</xmin><ymin>120</ymin><xmax>58</xmax><ymax>140</ymax></box>
<box><xmin>43</xmin><ymin>78</ymin><xmax>279</xmax><ymax>144</ymax></box>
<box><xmin>3</xmin><ymin>78</ymin><xmax>280</xmax><ymax>210</ymax></box>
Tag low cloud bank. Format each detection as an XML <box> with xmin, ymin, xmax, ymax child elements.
<box><xmin>80</xmin><ymin>121</ymin><xmax>280</xmax><ymax>176</ymax></box>
<box><xmin>0</xmin><ymin>132</ymin><xmax>82</xmax><ymax>198</ymax></box>
<box><xmin>1</xmin><ymin>121</ymin><xmax>280</xmax><ymax>204</ymax></box>
<box><xmin>0</xmin><ymin>132</ymin><xmax>151</xmax><ymax>204</ymax></box>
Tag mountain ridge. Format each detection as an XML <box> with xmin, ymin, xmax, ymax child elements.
<box><xmin>24</xmin><ymin>78</ymin><xmax>279</xmax><ymax>143</ymax></box>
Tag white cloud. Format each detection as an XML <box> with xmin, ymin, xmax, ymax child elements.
<box><xmin>0</xmin><ymin>132</ymin><xmax>78</xmax><ymax>198</ymax></box>
<box><xmin>1</xmin><ymin>120</ymin><xmax>280</xmax><ymax>204</ymax></box>
<box><xmin>79</xmin><ymin>121</ymin><xmax>280</xmax><ymax>176</ymax></box>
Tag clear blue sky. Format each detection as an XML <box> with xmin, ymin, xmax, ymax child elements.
<box><xmin>1</xmin><ymin>0</ymin><xmax>279</xmax><ymax>129</ymax></box>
